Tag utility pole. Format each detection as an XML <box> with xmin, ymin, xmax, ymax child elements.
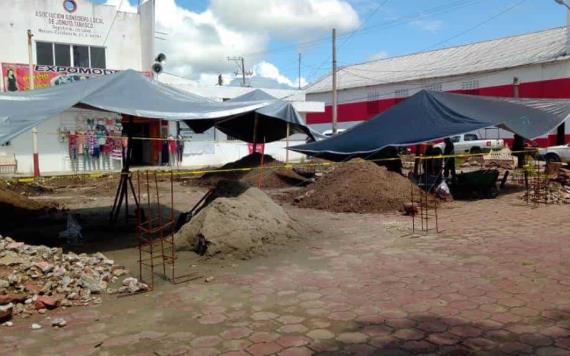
<box><xmin>298</xmin><ymin>53</ymin><xmax>302</xmax><ymax>90</ymax></box>
<box><xmin>28</xmin><ymin>29</ymin><xmax>40</xmax><ymax>178</ymax></box>
<box><xmin>227</xmin><ymin>56</ymin><xmax>250</xmax><ymax>87</ymax></box>
<box><xmin>332</xmin><ymin>28</ymin><xmax>338</xmax><ymax>134</ymax></box>
<box><xmin>512</xmin><ymin>76</ymin><xmax>525</xmax><ymax>168</ymax></box>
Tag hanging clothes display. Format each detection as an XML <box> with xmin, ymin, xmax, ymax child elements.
<box><xmin>68</xmin><ymin>132</ymin><xmax>79</xmax><ymax>172</ymax></box>
<box><xmin>101</xmin><ymin>135</ymin><xmax>113</xmax><ymax>170</ymax></box>
<box><xmin>176</xmin><ymin>134</ymin><xmax>184</xmax><ymax>165</ymax></box>
<box><xmin>168</xmin><ymin>135</ymin><xmax>177</xmax><ymax>167</ymax></box>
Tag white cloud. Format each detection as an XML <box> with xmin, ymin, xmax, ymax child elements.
<box><xmin>210</xmin><ymin>0</ymin><xmax>360</xmax><ymax>38</ymax></box>
<box><xmin>368</xmin><ymin>51</ymin><xmax>388</xmax><ymax>61</ymax></box>
<box><xmin>253</xmin><ymin>61</ymin><xmax>308</xmax><ymax>88</ymax></box>
<box><xmin>106</xmin><ymin>0</ymin><xmax>359</xmax><ymax>85</ymax></box>
<box><xmin>153</xmin><ymin>0</ymin><xmax>268</xmax><ymax>79</ymax></box>
<box><xmin>410</xmin><ymin>17</ymin><xmax>443</xmax><ymax>34</ymax></box>
<box><xmin>104</xmin><ymin>0</ymin><xmax>137</xmax><ymax>13</ymax></box>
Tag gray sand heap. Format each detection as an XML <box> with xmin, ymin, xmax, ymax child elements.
<box><xmin>175</xmin><ymin>180</ymin><xmax>303</xmax><ymax>259</ymax></box>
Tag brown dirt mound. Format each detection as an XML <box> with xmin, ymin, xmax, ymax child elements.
<box><xmin>0</xmin><ymin>185</ymin><xmax>57</xmax><ymax>224</ymax></box>
<box><xmin>293</xmin><ymin>159</ymin><xmax>421</xmax><ymax>213</ymax></box>
<box><xmin>174</xmin><ymin>180</ymin><xmax>304</xmax><ymax>260</ymax></box>
<box><xmin>192</xmin><ymin>153</ymin><xmax>309</xmax><ymax>189</ymax></box>
<box><xmin>0</xmin><ymin>180</ymin><xmax>53</xmax><ymax>196</ymax></box>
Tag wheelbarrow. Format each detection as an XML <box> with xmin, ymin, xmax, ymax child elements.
<box><xmin>449</xmin><ymin>169</ymin><xmax>501</xmax><ymax>199</ymax></box>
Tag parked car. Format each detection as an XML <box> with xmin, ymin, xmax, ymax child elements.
<box><xmin>538</xmin><ymin>144</ymin><xmax>570</xmax><ymax>164</ymax></box>
<box><xmin>433</xmin><ymin>133</ymin><xmax>504</xmax><ymax>155</ymax></box>
<box><xmin>322</xmin><ymin>128</ymin><xmax>346</xmax><ymax>137</ymax></box>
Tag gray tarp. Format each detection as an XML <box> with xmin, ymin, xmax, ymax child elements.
<box><xmin>290</xmin><ymin>90</ymin><xmax>570</xmax><ymax>160</ymax></box>
<box><xmin>0</xmin><ymin>70</ymin><xmax>316</xmax><ymax>144</ymax></box>
<box><xmin>204</xmin><ymin>88</ymin><xmax>324</xmax><ymax>143</ymax></box>
<box><xmin>229</xmin><ymin>89</ymin><xmax>277</xmax><ymax>102</ymax></box>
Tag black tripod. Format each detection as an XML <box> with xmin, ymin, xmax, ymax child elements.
<box><xmin>110</xmin><ymin>116</ymin><xmax>140</xmax><ymax>224</ymax></box>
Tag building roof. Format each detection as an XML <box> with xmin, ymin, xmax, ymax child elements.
<box><xmin>307</xmin><ymin>27</ymin><xmax>569</xmax><ymax>94</ymax></box>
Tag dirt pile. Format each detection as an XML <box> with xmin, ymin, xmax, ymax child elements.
<box><xmin>175</xmin><ymin>180</ymin><xmax>303</xmax><ymax>259</ymax></box>
<box><xmin>293</xmin><ymin>159</ymin><xmax>422</xmax><ymax>213</ymax></box>
<box><xmin>194</xmin><ymin>153</ymin><xmax>309</xmax><ymax>189</ymax></box>
<box><xmin>0</xmin><ymin>180</ymin><xmax>53</xmax><ymax>196</ymax></box>
<box><xmin>0</xmin><ymin>236</ymin><xmax>147</xmax><ymax>324</ymax></box>
<box><xmin>0</xmin><ymin>185</ymin><xmax>58</xmax><ymax>225</ymax></box>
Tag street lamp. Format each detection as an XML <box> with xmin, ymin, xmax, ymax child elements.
<box><xmin>555</xmin><ymin>0</ymin><xmax>570</xmax><ymax>10</ymax></box>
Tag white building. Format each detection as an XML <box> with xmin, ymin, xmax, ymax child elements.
<box><xmin>306</xmin><ymin>26</ymin><xmax>570</xmax><ymax>147</ymax></box>
<box><xmin>0</xmin><ymin>0</ymin><xmax>323</xmax><ymax>175</ymax></box>
<box><xmin>0</xmin><ymin>0</ymin><xmax>155</xmax><ymax>175</ymax></box>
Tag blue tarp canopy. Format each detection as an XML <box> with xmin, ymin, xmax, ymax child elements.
<box><xmin>290</xmin><ymin>90</ymin><xmax>570</xmax><ymax>160</ymax></box>
<box><xmin>0</xmin><ymin>70</ymin><xmax>317</xmax><ymax>144</ymax></box>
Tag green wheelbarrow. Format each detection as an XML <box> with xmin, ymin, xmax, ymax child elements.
<box><xmin>449</xmin><ymin>169</ymin><xmax>501</xmax><ymax>199</ymax></box>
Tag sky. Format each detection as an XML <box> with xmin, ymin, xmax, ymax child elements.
<box><xmin>94</xmin><ymin>0</ymin><xmax>568</xmax><ymax>88</ymax></box>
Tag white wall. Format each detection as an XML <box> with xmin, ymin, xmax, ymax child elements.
<box><xmin>0</xmin><ymin>0</ymin><xmax>148</xmax><ymax>90</ymax></box>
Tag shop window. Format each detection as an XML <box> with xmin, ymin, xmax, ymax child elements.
<box><xmin>425</xmin><ymin>83</ymin><xmax>442</xmax><ymax>91</ymax></box>
<box><xmin>90</xmin><ymin>47</ymin><xmax>106</xmax><ymax>69</ymax></box>
<box><xmin>73</xmin><ymin>45</ymin><xmax>90</xmax><ymax>68</ymax></box>
<box><xmin>55</xmin><ymin>43</ymin><xmax>71</xmax><ymax>66</ymax></box>
<box><xmin>36</xmin><ymin>42</ymin><xmax>106</xmax><ymax>68</ymax></box>
<box><xmin>394</xmin><ymin>88</ymin><xmax>409</xmax><ymax>98</ymax></box>
<box><xmin>394</xmin><ymin>89</ymin><xmax>409</xmax><ymax>104</ymax></box>
<box><xmin>36</xmin><ymin>42</ymin><xmax>54</xmax><ymax>65</ymax></box>
<box><xmin>461</xmin><ymin>80</ymin><xmax>480</xmax><ymax>95</ymax></box>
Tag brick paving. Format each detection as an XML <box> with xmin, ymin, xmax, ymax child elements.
<box><xmin>1</xmin><ymin>192</ymin><xmax>569</xmax><ymax>355</ymax></box>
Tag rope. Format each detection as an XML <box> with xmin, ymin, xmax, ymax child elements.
<box><xmin>6</xmin><ymin>149</ymin><xmax>536</xmax><ymax>183</ymax></box>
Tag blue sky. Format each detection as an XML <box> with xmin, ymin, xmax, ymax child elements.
<box><xmin>95</xmin><ymin>0</ymin><xmax>567</xmax><ymax>87</ymax></box>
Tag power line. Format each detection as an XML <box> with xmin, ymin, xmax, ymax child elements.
<box><xmin>422</xmin><ymin>0</ymin><xmax>528</xmax><ymax>51</ymax></box>
<box><xmin>240</xmin><ymin>0</ymin><xmax>484</xmax><ymax>59</ymax></box>
<box><xmin>308</xmin><ymin>0</ymin><xmax>535</xmax><ymax>90</ymax></box>
<box><xmin>303</xmin><ymin>0</ymin><xmax>487</xmax><ymax>83</ymax></box>
<box><xmin>305</xmin><ymin>0</ymin><xmax>391</xmax><ymax>90</ymax></box>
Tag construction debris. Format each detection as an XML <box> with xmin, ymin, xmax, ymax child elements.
<box><xmin>523</xmin><ymin>167</ymin><xmax>570</xmax><ymax>204</ymax></box>
<box><xmin>175</xmin><ymin>180</ymin><xmax>304</xmax><ymax>259</ymax></box>
<box><xmin>482</xmin><ymin>148</ymin><xmax>518</xmax><ymax>170</ymax></box>
<box><xmin>51</xmin><ymin>318</ymin><xmax>67</xmax><ymax>328</ymax></box>
<box><xmin>0</xmin><ymin>236</ymin><xmax>147</xmax><ymax>322</ymax></box>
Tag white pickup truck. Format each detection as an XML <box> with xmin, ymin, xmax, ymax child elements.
<box><xmin>538</xmin><ymin>144</ymin><xmax>570</xmax><ymax>164</ymax></box>
<box><xmin>433</xmin><ymin>133</ymin><xmax>505</xmax><ymax>155</ymax></box>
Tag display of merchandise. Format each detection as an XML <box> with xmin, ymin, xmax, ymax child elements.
<box><xmin>176</xmin><ymin>134</ymin><xmax>184</xmax><ymax>165</ymax></box>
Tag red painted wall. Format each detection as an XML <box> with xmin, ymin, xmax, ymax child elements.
<box><xmin>307</xmin><ymin>77</ymin><xmax>570</xmax><ymax>125</ymax></box>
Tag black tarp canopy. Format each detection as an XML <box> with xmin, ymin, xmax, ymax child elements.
<box><xmin>201</xmin><ymin>88</ymin><xmax>324</xmax><ymax>143</ymax></box>
<box><xmin>0</xmin><ymin>70</ymin><xmax>317</xmax><ymax>144</ymax></box>
<box><xmin>290</xmin><ymin>90</ymin><xmax>570</xmax><ymax>160</ymax></box>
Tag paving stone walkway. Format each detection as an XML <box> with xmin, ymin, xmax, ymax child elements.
<box><xmin>1</xmin><ymin>193</ymin><xmax>569</xmax><ymax>355</ymax></box>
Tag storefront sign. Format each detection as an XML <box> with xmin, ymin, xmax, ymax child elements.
<box><xmin>35</xmin><ymin>1</ymin><xmax>105</xmax><ymax>40</ymax></box>
<box><xmin>2</xmin><ymin>63</ymin><xmax>150</xmax><ymax>92</ymax></box>
<box><xmin>2</xmin><ymin>63</ymin><xmax>114</xmax><ymax>91</ymax></box>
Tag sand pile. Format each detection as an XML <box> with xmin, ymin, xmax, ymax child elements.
<box><xmin>195</xmin><ymin>153</ymin><xmax>309</xmax><ymax>189</ymax></box>
<box><xmin>175</xmin><ymin>180</ymin><xmax>303</xmax><ymax>259</ymax></box>
<box><xmin>294</xmin><ymin>159</ymin><xmax>421</xmax><ymax>213</ymax></box>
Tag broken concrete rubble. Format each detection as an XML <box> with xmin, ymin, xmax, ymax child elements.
<box><xmin>0</xmin><ymin>235</ymin><xmax>146</xmax><ymax>321</ymax></box>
